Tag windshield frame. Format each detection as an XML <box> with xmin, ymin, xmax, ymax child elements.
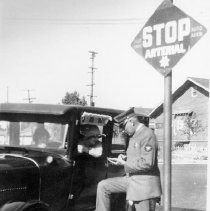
<box><xmin>0</xmin><ymin>120</ymin><xmax>69</xmax><ymax>150</ymax></box>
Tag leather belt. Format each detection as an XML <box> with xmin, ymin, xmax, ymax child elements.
<box><xmin>125</xmin><ymin>172</ymin><xmax>156</xmax><ymax>177</ymax></box>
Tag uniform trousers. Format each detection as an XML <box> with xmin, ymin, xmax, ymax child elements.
<box><xmin>96</xmin><ymin>176</ymin><xmax>154</xmax><ymax>211</ymax></box>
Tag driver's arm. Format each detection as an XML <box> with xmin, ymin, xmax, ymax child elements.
<box><xmin>77</xmin><ymin>141</ymin><xmax>102</xmax><ymax>157</ymax></box>
<box><xmin>88</xmin><ymin>142</ymin><xmax>102</xmax><ymax>157</ymax></box>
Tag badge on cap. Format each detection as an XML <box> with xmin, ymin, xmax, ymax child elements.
<box><xmin>144</xmin><ymin>144</ymin><xmax>153</xmax><ymax>152</ymax></box>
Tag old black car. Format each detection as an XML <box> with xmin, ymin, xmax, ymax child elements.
<box><xmin>0</xmin><ymin>103</ymin><xmax>126</xmax><ymax>211</ymax></box>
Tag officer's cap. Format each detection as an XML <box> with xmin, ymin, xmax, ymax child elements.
<box><xmin>114</xmin><ymin>107</ymin><xmax>149</xmax><ymax>126</ymax></box>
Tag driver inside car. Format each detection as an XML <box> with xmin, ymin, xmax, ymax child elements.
<box><xmin>33</xmin><ymin>123</ymin><xmax>50</xmax><ymax>148</ymax></box>
<box><xmin>70</xmin><ymin>124</ymin><xmax>103</xmax><ymax>205</ymax></box>
<box><xmin>77</xmin><ymin>124</ymin><xmax>103</xmax><ymax>158</ymax></box>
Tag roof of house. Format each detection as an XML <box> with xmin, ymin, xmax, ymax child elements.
<box><xmin>149</xmin><ymin>77</ymin><xmax>209</xmax><ymax>119</ymax></box>
<box><xmin>188</xmin><ymin>77</ymin><xmax>209</xmax><ymax>90</ymax></box>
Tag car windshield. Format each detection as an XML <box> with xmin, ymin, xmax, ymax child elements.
<box><xmin>0</xmin><ymin>121</ymin><xmax>68</xmax><ymax>149</ymax></box>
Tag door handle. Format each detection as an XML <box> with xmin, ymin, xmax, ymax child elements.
<box><xmin>105</xmin><ymin>160</ymin><xmax>109</xmax><ymax>167</ymax></box>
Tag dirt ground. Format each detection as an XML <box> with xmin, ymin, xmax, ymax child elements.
<box><xmin>158</xmin><ymin>164</ymin><xmax>207</xmax><ymax>211</ymax></box>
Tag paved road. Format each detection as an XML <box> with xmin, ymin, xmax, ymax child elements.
<box><xmin>156</xmin><ymin>206</ymin><xmax>204</xmax><ymax>211</ymax></box>
<box><xmin>158</xmin><ymin>164</ymin><xmax>207</xmax><ymax>211</ymax></box>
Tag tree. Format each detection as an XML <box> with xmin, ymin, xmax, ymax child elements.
<box><xmin>182</xmin><ymin>112</ymin><xmax>204</xmax><ymax>141</ymax></box>
<box><xmin>62</xmin><ymin>91</ymin><xmax>87</xmax><ymax>106</ymax></box>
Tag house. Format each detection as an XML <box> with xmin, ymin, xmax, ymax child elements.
<box><xmin>149</xmin><ymin>77</ymin><xmax>209</xmax><ymax>147</ymax></box>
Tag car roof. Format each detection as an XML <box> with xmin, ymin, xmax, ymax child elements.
<box><xmin>0</xmin><ymin>103</ymin><xmax>123</xmax><ymax>123</ymax></box>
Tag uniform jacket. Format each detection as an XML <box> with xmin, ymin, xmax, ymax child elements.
<box><xmin>124</xmin><ymin>124</ymin><xmax>162</xmax><ymax>201</ymax></box>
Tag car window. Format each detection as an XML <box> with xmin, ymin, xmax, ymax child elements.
<box><xmin>111</xmin><ymin>123</ymin><xmax>126</xmax><ymax>154</ymax></box>
<box><xmin>0</xmin><ymin>121</ymin><xmax>68</xmax><ymax>149</ymax></box>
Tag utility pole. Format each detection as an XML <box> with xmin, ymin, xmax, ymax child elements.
<box><xmin>87</xmin><ymin>51</ymin><xmax>98</xmax><ymax>106</ymax></box>
<box><xmin>6</xmin><ymin>86</ymin><xmax>9</xmax><ymax>103</ymax></box>
<box><xmin>23</xmin><ymin>89</ymin><xmax>36</xmax><ymax>103</ymax></box>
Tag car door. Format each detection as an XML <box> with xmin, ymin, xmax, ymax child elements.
<box><xmin>70</xmin><ymin>118</ymin><xmax>125</xmax><ymax>211</ymax></box>
<box><xmin>105</xmin><ymin>123</ymin><xmax>128</xmax><ymax>211</ymax></box>
<box><xmin>39</xmin><ymin>153</ymin><xmax>73</xmax><ymax>211</ymax></box>
<box><xmin>70</xmin><ymin>122</ymin><xmax>109</xmax><ymax>211</ymax></box>
<box><xmin>71</xmin><ymin>154</ymin><xmax>107</xmax><ymax>211</ymax></box>
<box><xmin>106</xmin><ymin>123</ymin><xmax>127</xmax><ymax>178</ymax></box>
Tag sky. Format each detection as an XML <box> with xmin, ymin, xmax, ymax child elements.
<box><xmin>0</xmin><ymin>0</ymin><xmax>210</xmax><ymax>110</ymax></box>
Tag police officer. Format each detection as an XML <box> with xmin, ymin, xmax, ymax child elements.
<box><xmin>95</xmin><ymin>114</ymin><xmax>161</xmax><ymax>211</ymax></box>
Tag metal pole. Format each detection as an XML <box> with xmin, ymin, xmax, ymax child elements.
<box><xmin>163</xmin><ymin>2</ymin><xmax>173</xmax><ymax>210</ymax></box>
<box><xmin>6</xmin><ymin>86</ymin><xmax>9</xmax><ymax>103</ymax></box>
<box><xmin>163</xmin><ymin>71</ymin><xmax>172</xmax><ymax>211</ymax></box>
<box><xmin>23</xmin><ymin>89</ymin><xmax>36</xmax><ymax>103</ymax></box>
<box><xmin>88</xmin><ymin>51</ymin><xmax>97</xmax><ymax>106</ymax></box>
<box><xmin>91</xmin><ymin>55</ymin><xmax>94</xmax><ymax>106</ymax></box>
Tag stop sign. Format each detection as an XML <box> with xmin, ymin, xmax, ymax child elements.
<box><xmin>131</xmin><ymin>0</ymin><xmax>207</xmax><ymax>76</ymax></box>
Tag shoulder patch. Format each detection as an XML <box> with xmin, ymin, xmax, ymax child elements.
<box><xmin>144</xmin><ymin>144</ymin><xmax>153</xmax><ymax>152</ymax></box>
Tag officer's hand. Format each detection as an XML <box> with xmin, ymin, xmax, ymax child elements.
<box><xmin>107</xmin><ymin>157</ymin><xmax>118</xmax><ymax>165</ymax></box>
<box><xmin>118</xmin><ymin>154</ymin><xmax>127</xmax><ymax>161</ymax></box>
<box><xmin>107</xmin><ymin>156</ymin><xmax>126</xmax><ymax>166</ymax></box>
<box><xmin>117</xmin><ymin>155</ymin><xmax>126</xmax><ymax>165</ymax></box>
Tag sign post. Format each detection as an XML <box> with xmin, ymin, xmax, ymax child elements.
<box><xmin>164</xmin><ymin>2</ymin><xmax>172</xmax><ymax>210</ymax></box>
<box><xmin>164</xmin><ymin>71</ymin><xmax>172</xmax><ymax>211</ymax></box>
<box><xmin>131</xmin><ymin>0</ymin><xmax>206</xmax><ymax>210</ymax></box>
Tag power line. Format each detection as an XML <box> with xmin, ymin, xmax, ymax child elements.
<box><xmin>3</xmin><ymin>18</ymin><xmax>147</xmax><ymax>25</ymax></box>
<box><xmin>4</xmin><ymin>16</ymin><xmax>210</xmax><ymax>26</ymax></box>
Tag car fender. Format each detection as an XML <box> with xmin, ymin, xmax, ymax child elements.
<box><xmin>0</xmin><ymin>200</ymin><xmax>50</xmax><ymax>211</ymax></box>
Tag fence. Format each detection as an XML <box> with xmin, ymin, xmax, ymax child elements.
<box><xmin>158</xmin><ymin>142</ymin><xmax>208</xmax><ymax>163</ymax></box>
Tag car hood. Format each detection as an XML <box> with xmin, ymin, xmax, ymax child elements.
<box><xmin>0</xmin><ymin>152</ymin><xmax>41</xmax><ymax>205</ymax></box>
<box><xmin>0</xmin><ymin>146</ymin><xmax>69</xmax><ymax>206</ymax></box>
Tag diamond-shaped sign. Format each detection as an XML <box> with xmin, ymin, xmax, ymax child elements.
<box><xmin>131</xmin><ymin>0</ymin><xmax>207</xmax><ymax>76</ymax></box>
